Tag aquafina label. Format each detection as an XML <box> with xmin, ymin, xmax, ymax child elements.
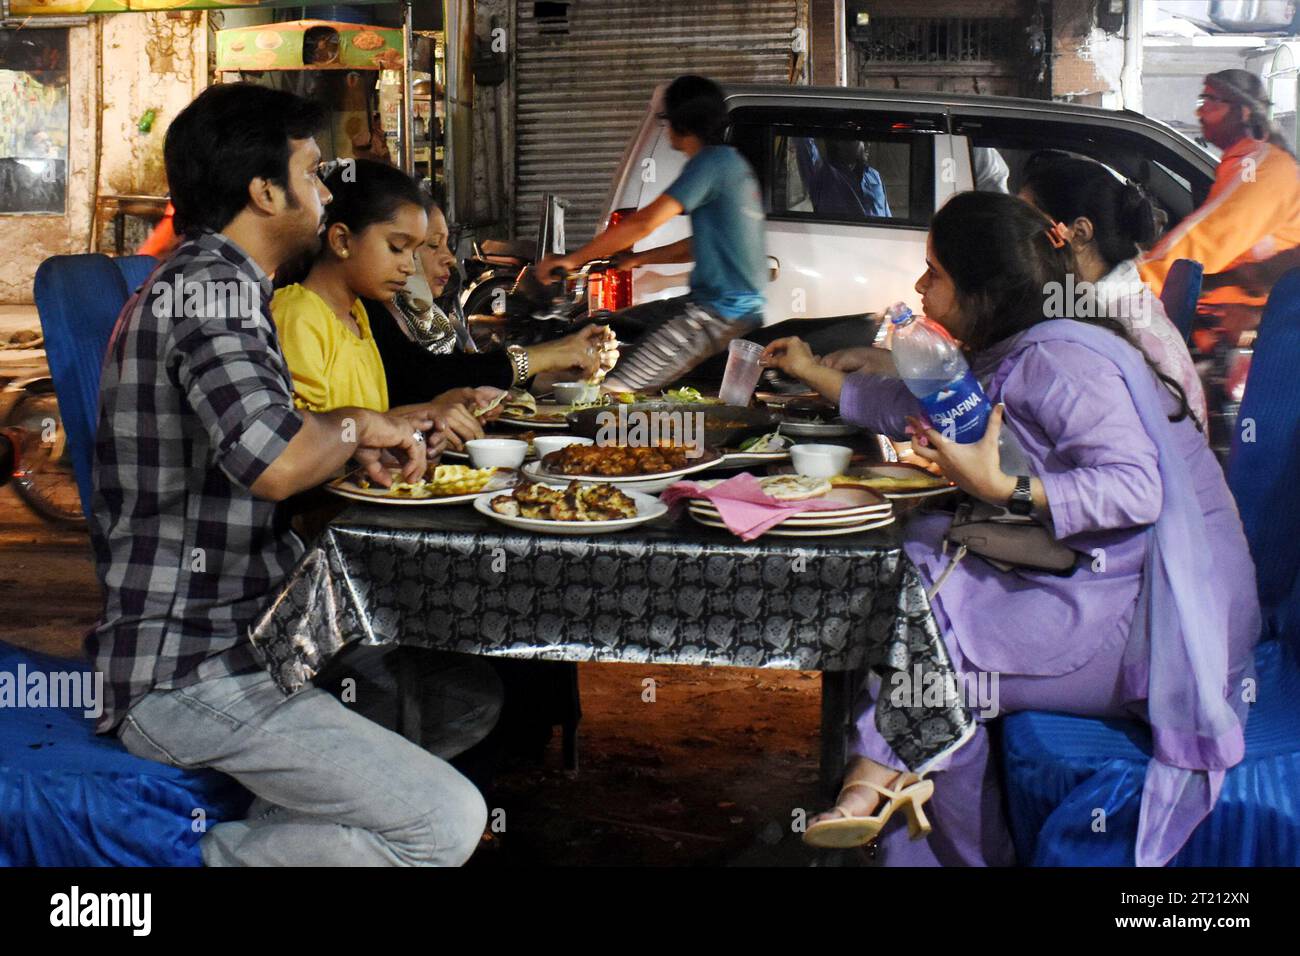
<box><xmin>886</xmin><ymin>304</ymin><xmax>991</xmax><ymax>444</ymax></box>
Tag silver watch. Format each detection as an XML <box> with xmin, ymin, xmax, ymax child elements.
<box><xmin>505</xmin><ymin>345</ymin><xmax>529</xmax><ymax>386</ymax></box>
<box><xmin>1007</xmin><ymin>474</ymin><xmax>1033</xmax><ymax>516</ymax></box>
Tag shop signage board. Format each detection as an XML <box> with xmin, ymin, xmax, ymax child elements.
<box><xmin>215</xmin><ymin>21</ymin><xmax>404</xmax><ymax>72</ymax></box>
<box><xmin>10</xmin><ymin>0</ymin><xmax>387</xmax><ymax>14</ymax></box>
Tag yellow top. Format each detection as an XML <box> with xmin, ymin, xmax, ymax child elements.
<box><xmin>271</xmin><ymin>283</ymin><xmax>390</xmax><ymax>413</ymax></box>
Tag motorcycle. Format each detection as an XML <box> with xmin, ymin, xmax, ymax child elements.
<box><xmin>459</xmin><ymin>193</ymin><xmax>620</xmax><ymax>350</ymax></box>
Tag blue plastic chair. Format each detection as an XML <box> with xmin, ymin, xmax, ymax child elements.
<box><xmin>114</xmin><ymin>254</ymin><xmax>158</xmax><ymax>300</ymax></box>
<box><xmin>13</xmin><ymin>253</ymin><xmax>253</xmax><ymax>865</ymax></box>
<box><xmin>0</xmin><ymin>641</ymin><xmax>251</xmax><ymax>866</ymax></box>
<box><xmin>33</xmin><ymin>254</ymin><xmax>134</xmax><ymax>521</ymax></box>
<box><xmin>1000</xmin><ymin>268</ymin><xmax>1300</xmax><ymax>866</ymax></box>
<box><xmin>1158</xmin><ymin>258</ymin><xmax>1203</xmax><ymax>344</ymax></box>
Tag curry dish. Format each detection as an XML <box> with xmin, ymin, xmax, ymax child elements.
<box><xmin>541</xmin><ymin>444</ymin><xmax>690</xmax><ymax>477</ymax></box>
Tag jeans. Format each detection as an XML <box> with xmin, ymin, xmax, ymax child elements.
<box><xmin>604</xmin><ymin>295</ymin><xmax>762</xmax><ymax>393</ymax></box>
<box><xmin>118</xmin><ymin>659</ymin><xmax>492</xmax><ymax>866</ymax></box>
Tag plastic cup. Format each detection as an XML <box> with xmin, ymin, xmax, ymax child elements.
<box><xmin>719</xmin><ymin>339</ymin><xmax>765</xmax><ymax>407</ymax></box>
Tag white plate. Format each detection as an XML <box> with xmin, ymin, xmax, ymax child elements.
<box><xmin>688</xmin><ymin>511</ymin><xmax>896</xmax><ymax>538</ymax></box>
<box><xmin>497</xmin><ymin>403</ymin><xmax>575</xmax><ymax>430</ymax></box>
<box><xmin>769</xmin><ymin>463</ymin><xmax>956</xmax><ymax>502</ymax></box>
<box><xmin>846</xmin><ymin>465</ymin><xmax>959</xmax><ymax>499</ymax></box>
<box><xmin>497</xmin><ymin>416</ymin><xmax>570</xmax><ymax>430</ymax></box>
<box><xmin>524</xmin><ymin>450</ymin><xmax>722</xmax><ymax>489</ymax></box>
<box><xmin>684</xmin><ymin>483</ymin><xmax>890</xmax><ymax>519</ymax></box>
<box><xmin>520</xmin><ymin>462</ymin><xmax>700</xmax><ymax>495</ymax></box>
<box><xmin>780</xmin><ymin>419</ymin><xmax>861</xmax><ymax>438</ymax></box>
<box><xmin>326</xmin><ymin>468</ymin><xmax>517</xmax><ymax>506</ymax></box>
<box><xmin>713</xmin><ymin>448</ymin><xmax>793</xmax><ymax>470</ymax></box>
<box><xmin>686</xmin><ymin>504</ymin><xmax>886</xmax><ymax>528</ymax></box>
<box><xmin>474</xmin><ymin>488</ymin><xmax>667</xmax><ymax>535</ymax></box>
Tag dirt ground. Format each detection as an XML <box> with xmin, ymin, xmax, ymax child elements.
<box><xmin>0</xmin><ymin>486</ymin><xmax>863</xmax><ymax>866</ymax></box>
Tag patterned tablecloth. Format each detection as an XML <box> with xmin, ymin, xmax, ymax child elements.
<box><xmin>250</xmin><ymin>502</ymin><xmax>974</xmax><ymax>771</ymax></box>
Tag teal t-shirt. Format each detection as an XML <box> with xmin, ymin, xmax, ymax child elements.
<box><xmin>664</xmin><ymin>145</ymin><xmax>767</xmax><ymax>319</ymax></box>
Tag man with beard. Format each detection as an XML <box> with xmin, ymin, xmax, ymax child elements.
<box><xmin>89</xmin><ymin>83</ymin><xmax>489</xmax><ymax>866</ymax></box>
<box><xmin>1139</xmin><ymin>70</ymin><xmax>1300</xmax><ymax>349</ymax></box>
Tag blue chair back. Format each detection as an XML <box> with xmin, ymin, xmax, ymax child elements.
<box><xmin>1228</xmin><ymin>267</ymin><xmax>1300</xmax><ymax>650</ymax></box>
<box><xmin>1158</xmin><ymin>258</ymin><xmax>1203</xmax><ymax>344</ymax></box>
<box><xmin>32</xmin><ymin>254</ymin><xmax>133</xmax><ymax>520</ymax></box>
<box><xmin>114</xmin><ymin>255</ymin><xmax>158</xmax><ymax>299</ymax></box>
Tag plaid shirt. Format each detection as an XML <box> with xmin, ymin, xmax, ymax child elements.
<box><xmin>88</xmin><ymin>232</ymin><xmax>305</xmax><ymax>733</ymax></box>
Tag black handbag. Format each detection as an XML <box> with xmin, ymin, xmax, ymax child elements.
<box><xmin>927</xmin><ymin>497</ymin><xmax>1079</xmax><ymax>600</ymax></box>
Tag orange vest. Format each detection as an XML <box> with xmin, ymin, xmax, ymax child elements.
<box><xmin>1138</xmin><ymin>138</ymin><xmax>1300</xmax><ymax>306</ymax></box>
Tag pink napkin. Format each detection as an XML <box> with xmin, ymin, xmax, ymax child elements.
<box><xmin>661</xmin><ymin>472</ymin><xmax>847</xmax><ymax>541</ymax></box>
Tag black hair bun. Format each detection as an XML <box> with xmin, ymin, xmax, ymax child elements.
<box><xmin>1118</xmin><ymin>184</ymin><xmax>1157</xmax><ymax>247</ymax></box>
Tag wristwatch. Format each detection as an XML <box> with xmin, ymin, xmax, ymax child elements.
<box><xmin>505</xmin><ymin>345</ymin><xmax>529</xmax><ymax>387</ymax></box>
<box><xmin>1007</xmin><ymin>474</ymin><xmax>1033</xmax><ymax>516</ymax></box>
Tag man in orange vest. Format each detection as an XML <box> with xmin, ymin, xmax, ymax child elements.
<box><xmin>1139</xmin><ymin>70</ymin><xmax>1300</xmax><ymax>350</ymax></box>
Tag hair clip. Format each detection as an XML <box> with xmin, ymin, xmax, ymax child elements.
<box><xmin>1044</xmin><ymin>221</ymin><xmax>1069</xmax><ymax>249</ymax></box>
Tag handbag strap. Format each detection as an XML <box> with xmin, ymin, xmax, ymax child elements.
<box><xmin>925</xmin><ymin>543</ymin><xmax>968</xmax><ymax>603</ymax></box>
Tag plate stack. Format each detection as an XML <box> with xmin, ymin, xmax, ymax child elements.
<box><xmin>685</xmin><ymin>486</ymin><xmax>895</xmax><ymax>538</ymax></box>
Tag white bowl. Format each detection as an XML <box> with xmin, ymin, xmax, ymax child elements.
<box><xmin>533</xmin><ymin>435</ymin><xmax>595</xmax><ymax>457</ymax></box>
<box><xmin>552</xmin><ymin>381</ymin><xmax>600</xmax><ymax>405</ymax></box>
<box><xmin>465</xmin><ymin>438</ymin><xmax>528</xmax><ymax>469</ymax></box>
<box><xmin>789</xmin><ymin>443</ymin><xmax>853</xmax><ymax>479</ymax></box>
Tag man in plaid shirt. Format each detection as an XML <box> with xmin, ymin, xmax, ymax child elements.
<box><xmin>89</xmin><ymin>84</ymin><xmax>488</xmax><ymax>866</ymax></box>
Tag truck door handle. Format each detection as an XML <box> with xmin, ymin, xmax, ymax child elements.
<box><xmin>768</xmin><ymin>256</ymin><xmax>780</xmax><ymax>281</ymax></box>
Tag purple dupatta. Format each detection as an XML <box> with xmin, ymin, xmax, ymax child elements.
<box><xmin>997</xmin><ymin>320</ymin><xmax>1250</xmax><ymax>866</ymax></box>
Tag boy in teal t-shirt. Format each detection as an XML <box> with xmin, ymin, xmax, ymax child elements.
<box><xmin>536</xmin><ymin>74</ymin><xmax>767</xmax><ymax>392</ymax></box>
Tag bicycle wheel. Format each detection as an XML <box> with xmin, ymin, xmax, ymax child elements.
<box><xmin>6</xmin><ymin>389</ymin><xmax>86</xmax><ymax>528</ymax></box>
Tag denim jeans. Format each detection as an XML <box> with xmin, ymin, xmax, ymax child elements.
<box><xmin>604</xmin><ymin>295</ymin><xmax>763</xmax><ymax>393</ymax></box>
<box><xmin>118</xmin><ymin>662</ymin><xmax>490</xmax><ymax>866</ymax></box>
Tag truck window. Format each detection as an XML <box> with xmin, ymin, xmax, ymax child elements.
<box><xmin>728</xmin><ymin>107</ymin><xmax>938</xmax><ymax>228</ymax></box>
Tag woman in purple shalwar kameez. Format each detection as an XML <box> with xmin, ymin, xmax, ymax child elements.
<box><xmin>762</xmin><ymin>191</ymin><xmax>1258</xmax><ymax>866</ymax></box>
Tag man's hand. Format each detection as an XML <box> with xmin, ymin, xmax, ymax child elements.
<box><xmin>353</xmin><ymin>408</ymin><xmax>431</xmax><ymax>487</ymax></box>
<box><xmin>533</xmin><ymin>255</ymin><xmax>574</xmax><ymax>286</ymax></box>
<box><xmin>1203</xmin><ymin>261</ymin><xmax>1270</xmax><ymax>296</ymax></box>
<box><xmin>609</xmin><ymin>250</ymin><xmax>640</xmax><ymax>271</ymax></box>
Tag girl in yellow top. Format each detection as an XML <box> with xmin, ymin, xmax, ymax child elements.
<box><xmin>273</xmin><ymin>159</ymin><xmax>493</xmax><ymax>447</ymax></box>
<box><xmin>274</xmin><ymin>283</ymin><xmax>390</xmax><ymax>412</ymax></box>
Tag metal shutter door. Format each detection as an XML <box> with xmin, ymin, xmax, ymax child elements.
<box><xmin>515</xmin><ymin>0</ymin><xmax>802</xmax><ymax>249</ymax></box>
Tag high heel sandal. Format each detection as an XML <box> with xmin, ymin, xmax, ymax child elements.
<box><xmin>802</xmin><ymin>773</ymin><xmax>934</xmax><ymax>849</ymax></box>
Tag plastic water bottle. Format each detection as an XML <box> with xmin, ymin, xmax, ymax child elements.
<box><xmin>887</xmin><ymin>304</ymin><xmax>992</xmax><ymax>444</ymax></box>
<box><xmin>884</xmin><ymin>303</ymin><xmax>1032</xmax><ymax>475</ymax></box>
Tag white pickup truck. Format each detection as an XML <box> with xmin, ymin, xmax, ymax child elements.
<box><xmin>597</xmin><ymin>84</ymin><xmax>1217</xmax><ymax>327</ymax></box>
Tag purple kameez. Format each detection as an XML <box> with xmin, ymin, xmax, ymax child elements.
<box><xmin>838</xmin><ymin>324</ymin><xmax>1259</xmax><ymax>866</ymax></box>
